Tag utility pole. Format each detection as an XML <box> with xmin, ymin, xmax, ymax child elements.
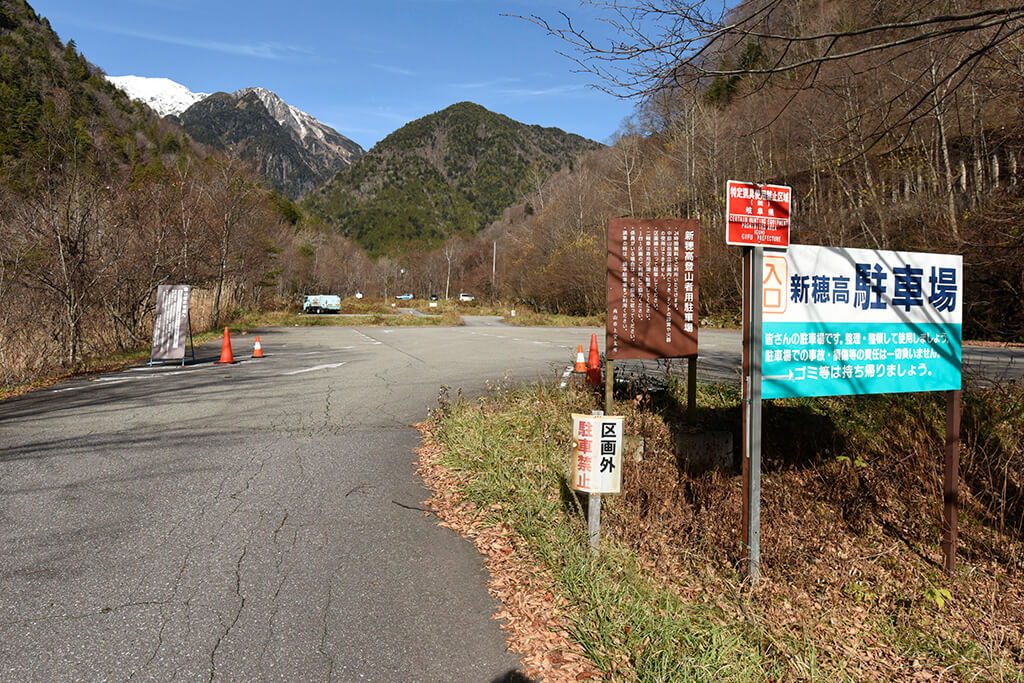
<box><xmin>491</xmin><ymin>240</ymin><xmax>496</xmax><ymax>294</ymax></box>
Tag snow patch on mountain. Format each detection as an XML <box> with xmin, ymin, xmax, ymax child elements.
<box><xmin>107</xmin><ymin>75</ymin><xmax>208</xmax><ymax>117</ymax></box>
<box><xmin>235</xmin><ymin>87</ymin><xmax>320</xmax><ymax>144</ymax></box>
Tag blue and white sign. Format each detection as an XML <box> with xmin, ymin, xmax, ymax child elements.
<box><xmin>760</xmin><ymin>245</ymin><xmax>962</xmax><ymax>399</ymax></box>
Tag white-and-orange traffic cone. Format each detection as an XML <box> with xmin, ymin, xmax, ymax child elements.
<box><xmin>252</xmin><ymin>336</ymin><xmax>264</xmax><ymax>358</ymax></box>
<box><xmin>574</xmin><ymin>345</ymin><xmax>586</xmax><ymax>373</ymax></box>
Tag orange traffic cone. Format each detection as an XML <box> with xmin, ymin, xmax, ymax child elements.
<box><xmin>586</xmin><ymin>333</ymin><xmax>601</xmax><ymax>387</ymax></box>
<box><xmin>252</xmin><ymin>336</ymin><xmax>264</xmax><ymax>358</ymax></box>
<box><xmin>214</xmin><ymin>327</ymin><xmax>235</xmax><ymax>364</ymax></box>
<box><xmin>574</xmin><ymin>345</ymin><xmax>586</xmax><ymax>373</ymax></box>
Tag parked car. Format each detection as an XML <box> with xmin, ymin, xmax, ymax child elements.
<box><xmin>395</xmin><ymin>293</ymin><xmax>414</xmax><ymax>300</ymax></box>
<box><xmin>429</xmin><ymin>294</ymin><xmax>439</xmax><ymax>301</ymax></box>
<box><xmin>303</xmin><ymin>294</ymin><xmax>341</xmax><ymax>314</ymax></box>
<box><xmin>457</xmin><ymin>293</ymin><xmax>475</xmax><ymax>302</ymax></box>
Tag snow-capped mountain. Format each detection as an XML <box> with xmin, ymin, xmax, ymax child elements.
<box><xmin>106</xmin><ymin>75</ymin><xmax>208</xmax><ymax>117</ymax></box>
<box><xmin>107</xmin><ymin>75</ymin><xmax>364</xmax><ymax>199</ymax></box>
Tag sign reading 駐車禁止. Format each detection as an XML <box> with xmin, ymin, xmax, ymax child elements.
<box><xmin>761</xmin><ymin>245</ymin><xmax>962</xmax><ymax>399</ymax></box>
<box><xmin>570</xmin><ymin>414</ymin><xmax>624</xmax><ymax>494</ymax></box>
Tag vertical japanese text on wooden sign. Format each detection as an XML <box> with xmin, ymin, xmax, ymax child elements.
<box><xmin>607</xmin><ymin>218</ymin><xmax>699</xmax><ymax>360</ymax></box>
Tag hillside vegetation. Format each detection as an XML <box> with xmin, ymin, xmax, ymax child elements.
<box><xmin>0</xmin><ymin>0</ymin><xmax>289</xmax><ymax>385</ymax></box>
<box><xmin>425</xmin><ymin>379</ymin><xmax>1024</xmax><ymax>681</ymax></box>
<box><xmin>304</xmin><ymin>101</ymin><xmax>601</xmax><ymax>257</ymax></box>
<box><xmin>439</xmin><ymin>1</ymin><xmax>1024</xmax><ymax>339</ymax></box>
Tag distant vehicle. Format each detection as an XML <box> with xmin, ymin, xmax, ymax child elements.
<box><xmin>354</xmin><ymin>292</ymin><xmax>363</xmax><ymax>299</ymax></box>
<box><xmin>429</xmin><ymin>294</ymin><xmax>439</xmax><ymax>301</ymax></box>
<box><xmin>395</xmin><ymin>293</ymin><xmax>414</xmax><ymax>300</ymax></box>
<box><xmin>303</xmin><ymin>294</ymin><xmax>341</xmax><ymax>314</ymax></box>
<box><xmin>458</xmin><ymin>293</ymin><xmax>475</xmax><ymax>302</ymax></box>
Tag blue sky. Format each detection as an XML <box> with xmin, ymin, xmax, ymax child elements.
<box><xmin>30</xmin><ymin>0</ymin><xmax>640</xmax><ymax>150</ymax></box>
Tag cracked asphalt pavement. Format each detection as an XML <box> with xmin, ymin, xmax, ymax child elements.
<box><xmin>0</xmin><ymin>320</ymin><xmax>612</xmax><ymax>682</ymax></box>
<box><xmin>2</xmin><ymin>321</ymin><xmax>1019</xmax><ymax>681</ymax></box>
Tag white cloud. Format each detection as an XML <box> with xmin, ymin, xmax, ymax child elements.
<box><xmin>370</xmin><ymin>64</ymin><xmax>418</xmax><ymax>77</ymax></box>
<box><xmin>498</xmin><ymin>84</ymin><xmax>587</xmax><ymax>97</ymax></box>
<box><xmin>78</xmin><ymin>21</ymin><xmax>312</xmax><ymax>60</ymax></box>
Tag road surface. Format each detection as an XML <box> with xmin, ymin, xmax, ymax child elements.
<box><xmin>0</xmin><ymin>321</ymin><xmax>1019</xmax><ymax>681</ymax></box>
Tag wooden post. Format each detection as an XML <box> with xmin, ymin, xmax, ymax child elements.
<box><xmin>687</xmin><ymin>356</ymin><xmax>698</xmax><ymax>422</ymax></box>
<box><xmin>942</xmin><ymin>389</ymin><xmax>962</xmax><ymax>574</ymax></box>
<box><xmin>604</xmin><ymin>359</ymin><xmax>614</xmax><ymax>416</ymax></box>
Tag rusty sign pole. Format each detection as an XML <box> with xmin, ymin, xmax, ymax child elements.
<box><xmin>943</xmin><ymin>389</ymin><xmax>962</xmax><ymax>573</ymax></box>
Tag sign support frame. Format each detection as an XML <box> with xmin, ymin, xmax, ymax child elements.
<box><xmin>943</xmin><ymin>389</ymin><xmax>962</xmax><ymax>573</ymax></box>
<box><xmin>741</xmin><ymin>247</ymin><xmax>764</xmax><ymax>582</ymax></box>
<box><xmin>588</xmin><ymin>409</ymin><xmax>604</xmax><ymax>557</ymax></box>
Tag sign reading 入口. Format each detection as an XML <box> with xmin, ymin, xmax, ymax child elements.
<box><xmin>150</xmin><ymin>284</ymin><xmax>191</xmax><ymax>362</ymax></box>
<box><xmin>570</xmin><ymin>414</ymin><xmax>624</xmax><ymax>494</ymax></box>
<box><xmin>607</xmin><ymin>218</ymin><xmax>699</xmax><ymax>360</ymax></box>
<box><xmin>726</xmin><ymin>180</ymin><xmax>791</xmax><ymax>248</ymax></box>
<box><xmin>760</xmin><ymin>245</ymin><xmax>962</xmax><ymax>398</ymax></box>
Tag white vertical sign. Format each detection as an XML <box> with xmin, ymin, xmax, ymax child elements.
<box><xmin>570</xmin><ymin>414</ymin><xmax>624</xmax><ymax>494</ymax></box>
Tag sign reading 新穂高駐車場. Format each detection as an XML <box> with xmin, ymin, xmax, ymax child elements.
<box><xmin>760</xmin><ymin>245</ymin><xmax>962</xmax><ymax>399</ymax></box>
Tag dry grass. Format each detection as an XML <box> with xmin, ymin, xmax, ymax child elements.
<box><xmin>424</xmin><ymin>380</ymin><xmax>1024</xmax><ymax>681</ymax></box>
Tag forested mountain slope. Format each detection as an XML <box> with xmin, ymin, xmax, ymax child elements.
<box><xmin>0</xmin><ymin>0</ymin><xmax>283</xmax><ymax>383</ymax></box>
<box><xmin>485</xmin><ymin>0</ymin><xmax>1024</xmax><ymax>337</ymax></box>
<box><xmin>303</xmin><ymin>101</ymin><xmax>601</xmax><ymax>257</ymax></box>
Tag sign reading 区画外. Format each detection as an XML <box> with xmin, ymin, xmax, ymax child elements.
<box><xmin>570</xmin><ymin>414</ymin><xmax>624</xmax><ymax>494</ymax></box>
<box><xmin>760</xmin><ymin>245</ymin><xmax>962</xmax><ymax>399</ymax></box>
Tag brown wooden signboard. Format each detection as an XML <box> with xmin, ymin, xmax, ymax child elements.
<box><xmin>606</xmin><ymin>218</ymin><xmax>699</xmax><ymax>360</ymax></box>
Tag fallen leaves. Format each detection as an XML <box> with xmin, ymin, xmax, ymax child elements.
<box><xmin>416</xmin><ymin>423</ymin><xmax>602</xmax><ymax>682</ymax></box>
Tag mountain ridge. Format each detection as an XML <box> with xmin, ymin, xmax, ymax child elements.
<box><xmin>108</xmin><ymin>75</ymin><xmax>364</xmax><ymax>199</ymax></box>
<box><xmin>304</xmin><ymin>101</ymin><xmax>602</xmax><ymax>256</ymax></box>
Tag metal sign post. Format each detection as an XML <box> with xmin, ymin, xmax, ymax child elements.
<box><xmin>588</xmin><ymin>409</ymin><xmax>604</xmax><ymax>557</ymax></box>
<box><xmin>742</xmin><ymin>247</ymin><xmax>764</xmax><ymax>582</ymax></box>
<box><xmin>604</xmin><ymin>360</ymin><xmax>614</xmax><ymax>415</ymax></box>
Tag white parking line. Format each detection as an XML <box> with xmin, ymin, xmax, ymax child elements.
<box><xmin>353</xmin><ymin>330</ymin><xmax>382</xmax><ymax>345</ymax></box>
<box><xmin>283</xmin><ymin>362</ymin><xmax>346</xmax><ymax>376</ymax></box>
<box><xmin>54</xmin><ymin>378</ymin><xmax>133</xmax><ymax>392</ymax></box>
